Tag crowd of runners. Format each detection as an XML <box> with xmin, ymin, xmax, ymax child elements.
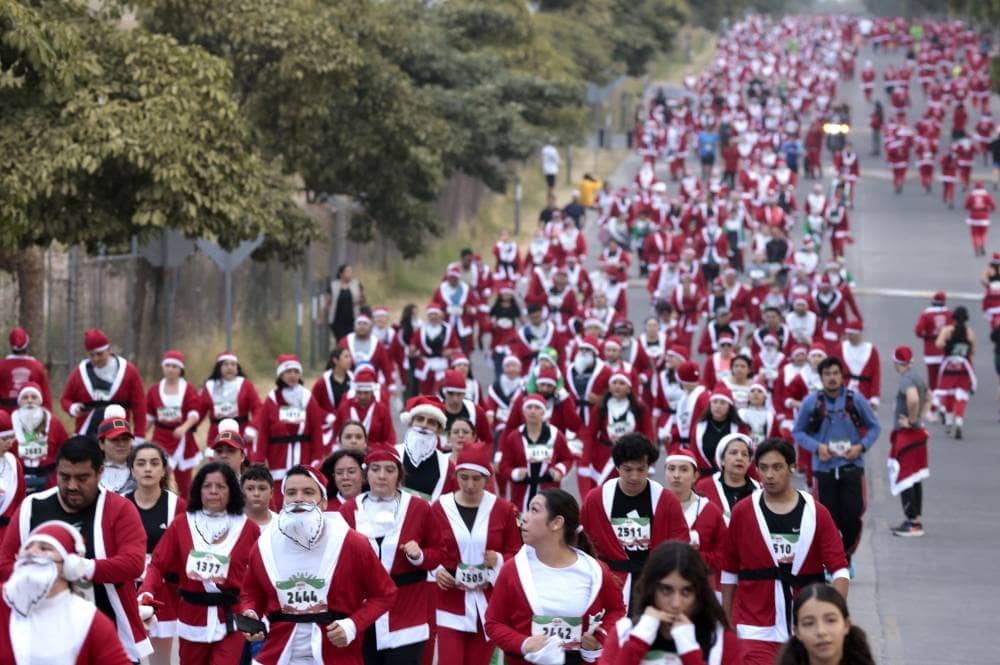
<box><xmin>0</xmin><ymin>12</ymin><xmax>996</xmax><ymax>665</ymax></box>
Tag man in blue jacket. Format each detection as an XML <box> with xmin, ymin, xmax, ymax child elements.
<box><xmin>793</xmin><ymin>356</ymin><xmax>881</xmax><ymax>565</ymax></box>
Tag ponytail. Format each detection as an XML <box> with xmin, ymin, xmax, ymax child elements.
<box><xmin>539</xmin><ymin>489</ymin><xmax>593</xmax><ymax>555</ymax></box>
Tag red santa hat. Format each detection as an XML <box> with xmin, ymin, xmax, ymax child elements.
<box><xmin>213</xmin><ymin>421</ymin><xmax>246</xmax><ymax>452</ymax></box>
<box><xmin>355</xmin><ymin>313</ymin><xmax>372</xmax><ymax>325</ymax></box>
<box><xmin>677</xmin><ymin>361</ymin><xmax>701</xmax><ymax>384</ymax></box>
<box><xmin>23</xmin><ymin>521</ymin><xmax>86</xmax><ymax>560</ymax></box>
<box><xmin>455</xmin><ymin>442</ymin><xmax>493</xmax><ymax>477</ymax></box>
<box><xmin>892</xmin><ymin>345</ymin><xmax>914</xmax><ymax>364</ymax></box>
<box><xmin>709</xmin><ymin>384</ymin><xmax>734</xmax><ymax>405</ymax></box>
<box><xmin>425</xmin><ymin>302</ymin><xmax>444</xmax><ymax>316</ymax></box>
<box><xmin>608</xmin><ymin>372</ymin><xmax>633</xmax><ymax>388</ymax></box>
<box><xmin>807</xmin><ymin>343</ymin><xmax>827</xmax><ymax>358</ymax></box>
<box><xmin>372</xmin><ymin>305</ymin><xmax>390</xmax><ymax>318</ymax></box>
<box><xmin>281</xmin><ymin>464</ymin><xmax>328</xmax><ymax>500</ymax></box>
<box><xmin>749</xmin><ymin>381</ymin><xmax>769</xmax><ymax>394</ymax></box>
<box><xmin>932</xmin><ymin>291</ymin><xmax>946</xmax><ymax>305</ymax></box>
<box><xmin>98</xmin><ymin>415</ymin><xmax>133</xmax><ymax>440</ymax></box>
<box><xmin>442</xmin><ymin>370</ymin><xmax>467</xmax><ymax>394</ymax></box>
<box><xmin>364</xmin><ymin>442</ymin><xmax>402</xmax><ymax>467</ymax></box>
<box><xmin>450</xmin><ymin>353</ymin><xmax>470</xmax><ymax>368</ymax></box>
<box><xmin>497</xmin><ymin>281</ymin><xmax>516</xmax><ymax>295</ymax></box>
<box><xmin>536</xmin><ymin>366</ymin><xmax>559</xmax><ymax>387</ymax></box>
<box><xmin>502</xmin><ymin>355</ymin><xmax>522</xmax><ymax>369</ymax></box>
<box><xmin>522</xmin><ymin>393</ymin><xmax>548</xmax><ymax>412</ymax></box>
<box><xmin>16</xmin><ymin>382</ymin><xmax>43</xmax><ymax>405</ymax></box>
<box><xmin>762</xmin><ymin>334</ymin><xmax>780</xmax><ymax>347</ymax></box>
<box><xmin>446</xmin><ymin>263</ymin><xmax>462</xmax><ymax>279</ymax></box>
<box><xmin>276</xmin><ymin>354</ymin><xmax>303</xmax><ymax>377</ymax></box>
<box><xmin>161</xmin><ymin>350</ymin><xmax>185</xmax><ymax>369</ymax></box>
<box><xmin>992</xmin><ymin>252</ymin><xmax>1000</xmax><ymax>264</ymax></box>
<box><xmin>216</xmin><ymin>351</ymin><xmax>239</xmax><ymax>365</ymax></box>
<box><xmin>84</xmin><ymin>328</ymin><xmax>110</xmax><ymax>353</ymax></box>
<box><xmin>400</xmin><ymin>395</ymin><xmax>447</xmax><ymax>428</ymax></box>
<box><xmin>603</xmin><ymin>336</ymin><xmax>623</xmax><ymax>351</ymax></box>
<box><xmin>8</xmin><ymin>327</ymin><xmax>29</xmax><ymax>352</ymax></box>
<box><xmin>583</xmin><ymin>317</ymin><xmax>606</xmax><ymax>331</ymax></box>
<box><xmin>715</xmin><ymin>432</ymin><xmax>754</xmax><ymax>470</ymax></box>
<box><xmin>352</xmin><ymin>366</ymin><xmax>378</xmax><ymax>392</ymax></box>
<box><xmin>666</xmin><ymin>345</ymin><xmax>688</xmax><ymax>362</ymax></box>
<box><xmin>844</xmin><ymin>320</ymin><xmax>863</xmax><ymax>335</ymax></box>
<box><xmin>577</xmin><ymin>336</ymin><xmax>601</xmax><ymax>354</ymax></box>
<box><xmin>790</xmin><ymin>345</ymin><xmax>807</xmax><ymax>358</ymax></box>
<box><xmin>0</xmin><ymin>411</ymin><xmax>12</xmax><ymax>437</ymax></box>
<box><xmin>664</xmin><ymin>447</ymin><xmax>699</xmax><ymax>470</ymax></box>
<box><xmin>717</xmin><ymin>333</ymin><xmax>735</xmax><ymax>346</ymax></box>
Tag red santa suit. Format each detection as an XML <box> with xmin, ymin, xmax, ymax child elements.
<box><xmin>683</xmin><ymin>492</ymin><xmax>729</xmax><ymax>586</ymax></box>
<box><xmin>964</xmin><ymin>184</ymin><xmax>996</xmax><ymax>254</ymax></box>
<box><xmin>60</xmin><ymin>355</ymin><xmax>146</xmax><ymax>440</ymax></box>
<box><xmin>9</xmin><ymin>403</ymin><xmax>67</xmax><ymax>490</ymax></box>
<box><xmin>580</xmin><ymin>478</ymin><xmax>688</xmax><ymax>606</ymax></box>
<box><xmin>0</xmin><ymin>450</ymin><xmax>25</xmax><ymax>544</ymax></box>
<box><xmin>338</xmin><ymin>333</ymin><xmax>395</xmax><ymax>388</ymax></box>
<box><xmin>483</xmin><ymin>546</ymin><xmax>626</xmax><ymax>665</ymax></box>
<box><xmin>694</xmin><ymin>472</ymin><xmax>760</xmax><ymax>526</ymax></box>
<box><xmin>721</xmin><ymin>491</ymin><xmax>849</xmax><ymax>664</ymax></box>
<box><xmin>493</xmin><ymin>239</ymin><xmax>522</xmax><ymax>280</ymax></box>
<box><xmin>239</xmin><ymin>511</ymin><xmax>398</xmax><ymax>665</ymax></box>
<box><xmin>336</xmin><ymin>394</ymin><xmax>396</xmax><ymax>446</ymax></box>
<box><xmin>583</xmin><ymin>397</ymin><xmax>654</xmax><ymax>491</ymax></box>
<box><xmin>198</xmin><ymin>374</ymin><xmax>261</xmax><ymax>445</ymax></box>
<box><xmin>251</xmin><ymin>384</ymin><xmax>326</xmax><ymax>503</ymax></box>
<box><xmin>499</xmin><ymin>422</ymin><xmax>574</xmax><ymax>512</ymax></box>
<box><xmin>940</xmin><ymin>151</ymin><xmax>958</xmax><ymax>206</ymax></box>
<box><xmin>668</xmin><ymin>383</ymin><xmax>709</xmax><ymax>447</ymax></box>
<box><xmin>955</xmin><ymin>136</ymin><xmax>975</xmax><ymax>189</ymax></box>
<box><xmin>146</xmin><ymin>378</ymin><xmax>202</xmax><ymax>495</ymax></box>
<box><xmin>601</xmin><ymin>614</ymin><xmax>742</xmax><ymax>665</ymax></box>
<box><xmin>340</xmin><ymin>491</ymin><xmax>445</xmax><ymax>653</ymax></box>
<box><xmin>1</xmin><ymin>487</ymin><xmax>152</xmax><ymax>661</ymax></box>
<box><xmin>433</xmin><ymin>278</ymin><xmax>480</xmax><ymax>346</ymax></box>
<box><xmin>139</xmin><ymin>512</ymin><xmax>260</xmax><ymax>662</ymax></box>
<box><xmin>840</xmin><ymin>336</ymin><xmax>882</xmax><ymax>407</ymax></box>
<box><xmin>913</xmin><ymin>300</ymin><xmax>952</xmax><ymax>397</ymax></box>
<box><xmin>0</xmin><ymin>354</ymin><xmax>50</xmax><ymax>415</ymax></box>
<box><xmin>412</xmin><ymin>319</ymin><xmax>461</xmax><ymax>395</ymax></box>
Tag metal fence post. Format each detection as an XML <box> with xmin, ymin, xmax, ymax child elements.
<box><xmin>514</xmin><ymin>176</ymin><xmax>522</xmax><ymax>234</ymax></box>
<box><xmin>66</xmin><ymin>245</ymin><xmax>79</xmax><ymax>371</ymax></box>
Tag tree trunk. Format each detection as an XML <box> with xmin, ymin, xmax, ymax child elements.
<box><xmin>15</xmin><ymin>247</ymin><xmax>45</xmax><ymax>356</ymax></box>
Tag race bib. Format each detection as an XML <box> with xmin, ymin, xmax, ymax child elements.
<box><xmin>279</xmin><ymin>405</ymin><xmax>305</xmax><ymax>425</ymax></box>
<box><xmin>157</xmin><ymin>406</ymin><xmax>182</xmax><ymax>423</ymax></box>
<box><xmin>401</xmin><ymin>486</ymin><xmax>432</xmax><ymax>502</ymax></box>
<box><xmin>642</xmin><ymin>651</ymin><xmax>682</xmax><ymax>665</ymax></box>
<box><xmin>185</xmin><ymin>550</ymin><xmax>231</xmax><ymax>582</ymax></box>
<box><xmin>448</xmin><ymin>305</ymin><xmax>464</xmax><ymax>316</ymax></box>
<box><xmin>531</xmin><ymin>615</ymin><xmax>583</xmax><ymax>649</ymax></box>
<box><xmin>829</xmin><ymin>439</ymin><xmax>852</xmax><ymax>456</ymax></box>
<box><xmin>526</xmin><ymin>443</ymin><xmax>551</xmax><ymax>464</ymax></box>
<box><xmin>771</xmin><ymin>533</ymin><xmax>797</xmax><ymax>564</ymax></box>
<box><xmin>455</xmin><ymin>563</ymin><xmax>488</xmax><ymax>589</ymax></box>
<box><xmin>276</xmin><ymin>575</ymin><xmax>328</xmax><ymax>614</ymax></box>
<box><xmin>92</xmin><ymin>390</ymin><xmax>110</xmax><ymax>402</ymax></box>
<box><xmin>496</xmin><ymin>407</ymin><xmax>510</xmax><ymax>423</ymax></box>
<box><xmin>611</xmin><ymin>516</ymin><xmax>651</xmax><ymax>551</ymax></box>
<box><xmin>18</xmin><ymin>432</ymin><xmax>46</xmax><ymax>461</ymax></box>
<box><xmin>607</xmin><ymin>417</ymin><xmax>635</xmax><ymax>441</ymax></box>
<box><xmin>495</xmin><ymin>319</ymin><xmax>513</xmax><ymax>330</ymax></box>
<box><xmin>213</xmin><ymin>401</ymin><xmax>237</xmax><ymax>419</ymax></box>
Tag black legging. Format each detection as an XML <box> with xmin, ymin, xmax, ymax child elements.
<box><xmin>363</xmin><ymin>625</ymin><xmax>425</xmax><ymax>665</ymax></box>
<box><xmin>901</xmin><ymin>482</ymin><xmax>923</xmax><ymax>521</ymax></box>
<box><xmin>815</xmin><ymin>465</ymin><xmax>866</xmax><ymax>557</ymax></box>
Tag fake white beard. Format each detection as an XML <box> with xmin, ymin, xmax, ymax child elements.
<box><xmin>403</xmin><ymin>426</ymin><xmax>438</xmax><ymax>466</ymax></box>
<box><xmin>3</xmin><ymin>556</ymin><xmax>57</xmax><ymax>617</ymax></box>
<box><xmin>573</xmin><ymin>353</ymin><xmax>595</xmax><ymax>373</ymax></box>
<box><xmin>280</xmin><ymin>386</ymin><xmax>305</xmax><ymax>408</ymax></box>
<box><xmin>17</xmin><ymin>406</ymin><xmax>44</xmax><ymax>432</ymax></box>
<box><xmin>193</xmin><ymin>510</ymin><xmax>231</xmax><ymax>544</ymax></box>
<box><xmin>424</xmin><ymin>323</ymin><xmax>443</xmax><ymax>338</ymax></box>
<box><xmin>277</xmin><ymin>502</ymin><xmax>325</xmax><ymax>550</ymax></box>
<box><xmin>357</xmin><ymin>502</ymin><xmax>397</xmax><ymax>540</ymax></box>
<box><xmin>499</xmin><ymin>375</ymin><xmax>523</xmax><ymax>395</ymax></box>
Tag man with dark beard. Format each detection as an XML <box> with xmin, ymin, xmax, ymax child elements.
<box><xmin>240</xmin><ymin>465</ymin><xmax>397</xmax><ymax>664</ymax></box>
<box><xmin>0</xmin><ymin>520</ymin><xmax>131</xmax><ymax>663</ymax></box>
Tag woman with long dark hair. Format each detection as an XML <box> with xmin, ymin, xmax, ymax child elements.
<box><xmin>600</xmin><ymin>541</ymin><xmax>741</xmax><ymax>664</ymax></box>
<box><xmin>485</xmin><ymin>489</ymin><xmax>626</xmax><ymax>664</ymax></box>
<box><xmin>145</xmin><ymin>351</ymin><xmax>202</xmax><ymax>496</ymax></box>
<box><xmin>777</xmin><ymin>584</ymin><xmax>876</xmax><ymax>665</ymax></box>
<box><xmin>584</xmin><ymin>373</ymin><xmax>654</xmax><ymax>492</ymax></box>
<box><xmin>199</xmin><ymin>351</ymin><xmax>261</xmax><ymax>450</ymax></box>
<box><xmin>393</xmin><ymin>303</ymin><xmax>421</xmax><ymax>399</ymax></box>
<box><xmin>311</xmin><ymin>346</ymin><xmax>354</xmax><ymax>418</ymax></box>
<box><xmin>690</xmin><ymin>385</ymin><xmax>749</xmax><ymax>477</ymax></box>
<box><xmin>935</xmin><ymin>305</ymin><xmax>977</xmax><ymax>439</ymax></box>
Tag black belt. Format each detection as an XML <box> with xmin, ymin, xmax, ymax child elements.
<box><xmin>154</xmin><ymin>421</ymin><xmax>180</xmax><ymax>430</ymax></box>
<box><xmin>211</xmin><ymin>415</ymin><xmax>248</xmax><ymax>425</ymax></box>
<box><xmin>84</xmin><ymin>399</ymin><xmax>130</xmax><ymax>410</ymax></box>
<box><xmin>23</xmin><ymin>465</ymin><xmax>53</xmax><ymax>476</ymax></box>
<box><xmin>848</xmin><ymin>374</ymin><xmax>870</xmax><ymax>381</ymax></box>
<box><xmin>739</xmin><ymin>567</ymin><xmax>826</xmax><ymax>633</ymax></box>
<box><xmin>164</xmin><ymin>572</ymin><xmax>180</xmax><ymax>584</ymax></box>
<box><xmin>268</xmin><ymin>610</ymin><xmax>348</xmax><ymax>624</ymax></box>
<box><xmin>0</xmin><ymin>398</ymin><xmax>16</xmax><ymax>407</ymax></box>
<box><xmin>603</xmin><ymin>558</ymin><xmax>644</xmax><ymax>576</ymax></box>
<box><xmin>391</xmin><ymin>571</ymin><xmax>428</xmax><ymax>587</ymax></box>
<box><xmin>269</xmin><ymin>434</ymin><xmax>308</xmax><ymax>444</ymax></box>
<box><xmin>180</xmin><ymin>588</ymin><xmax>239</xmax><ymax>633</ymax></box>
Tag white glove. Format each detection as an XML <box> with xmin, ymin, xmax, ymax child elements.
<box><xmin>69</xmin><ymin>403</ymin><xmax>84</xmax><ymax>417</ymax></box>
<box><xmin>524</xmin><ymin>636</ymin><xmax>565</xmax><ymax>665</ymax></box>
<box><xmin>567</xmin><ymin>438</ymin><xmax>584</xmax><ymax>457</ymax></box>
<box><xmin>580</xmin><ymin>647</ymin><xmax>603</xmax><ymax>662</ymax></box>
<box><xmin>62</xmin><ymin>554</ymin><xmax>95</xmax><ymax>582</ymax></box>
<box><xmin>138</xmin><ymin>605</ymin><xmax>155</xmax><ymax>622</ymax></box>
<box><xmin>511</xmin><ymin>468</ymin><xmax>527</xmax><ymax>482</ymax></box>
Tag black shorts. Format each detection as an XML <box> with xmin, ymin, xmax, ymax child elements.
<box><xmin>700</xmin><ymin>154</ymin><xmax>715</xmax><ymax>167</ymax></box>
<box><xmin>545</xmin><ymin>174</ymin><xmax>556</xmax><ymax>188</ymax></box>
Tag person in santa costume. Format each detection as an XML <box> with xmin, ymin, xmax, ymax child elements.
<box><xmin>720</xmin><ymin>439</ymin><xmax>849</xmax><ymax>665</ymax></box>
<box><xmin>499</xmin><ymin>393</ymin><xmax>574</xmax><ymax>513</ymax></box>
<box><xmin>440</xmin><ymin>370</ymin><xmax>492</xmax><ymax>446</ymax></box>
<box><xmin>199</xmin><ymin>351</ymin><xmax>260</xmax><ymax>451</ymax></box>
<box><xmin>666</xmin><ymin>362</ymin><xmax>709</xmax><ymax>450</ymax></box>
<box><xmin>93</xmin><ymin>408</ymin><xmax>137</xmax><ymax>496</ymax></box>
<box><xmin>432</xmin><ymin>444</ymin><xmax>522</xmax><ymax>665</ymax></box>
<box><xmin>0</xmin><ymin>520</ymin><xmax>132</xmax><ymax>664</ymax></box>
<box><xmin>433</xmin><ymin>264</ymin><xmax>480</xmax><ymax>354</ymax></box>
<box><xmin>964</xmin><ymin>179</ymin><xmax>996</xmax><ymax>256</ymax></box>
<box><xmin>139</xmin><ymin>462</ymin><xmax>260</xmax><ymax>665</ymax></box>
<box><xmin>335</xmin><ymin>366</ymin><xmax>396</xmax><ymax>446</ymax></box>
<box><xmin>239</xmin><ymin>464</ymin><xmax>397</xmax><ymax>665</ymax></box>
<box><xmin>935</xmin><ymin>305</ymin><xmax>977</xmax><ymax>440</ymax></box>
<box><xmin>583</xmin><ymin>373</ymin><xmax>654</xmax><ymax>495</ymax></box>
<box><xmin>339</xmin><ymin>444</ymin><xmax>445</xmax><ymax>664</ymax></box>
<box><xmin>319</xmin><ymin>448</ymin><xmax>365</xmax><ymax>513</ymax></box>
<box><xmin>252</xmin><ymin>355</ymin><xmax>326</xmax><ymax>509</ymax></box>
<box><xmin>339</xmin><ymin>313</ymin><xmax>396</xmax><ymax>394</ymax></box>
<box><xmin>693</xmin><ymin>433</ymin><xmax>759</xmax><ymax>526</ymax></box>
<box><xmin>563</xmin><ymin>336</ymin><xmax>612</xmax><ymax>427</ymax></box>
<box><xmin>939</xmin><ymin>147</ymin><xmax>958</xmax><ymax>208</ymax></box>
<box><xmin>0</xmin><ymin>412</ymin><xmax>26</xmax><ymax>544</ymax></box>
<box><xmin>9</xmin><ymin>382</ymin><xmax>67</xmax><ymax>494</ymax></box>
<box><xmin>208</xmin><ymin>420</ymin><xmax>248</xmax><ymax>478</ymax></box>
<box><xmin>484</xmin><ymin>488</ymin><xmax>626</xmax><ymax>664</ymax></box>
<box><xmin>60</xmin><ymin>328</ymin><xmax>147</xmax><ymax>441</ymax></box>
<box><xmin>663</xmin><ymin>448</ymin><xmax>727</xmax><ymax>589</ymax></box>
<box><xmin>146</xmin><ymin>350</ymin><xmax>202</xmax><ymax>497</ymax></box>
<box><xmin>839</xmin><ymin>321</ymin><xmax>882</xmax><ymax>411</ymax></box>
<box><xmin>312</xmin><ymin>347</ymin><xmax>355</xmax><ymax>438</ymax></box>
<box><xmin>396</xmin><ymin>396</ymin><xmax>457</xmax><ymax>503</ymax></box>
<box><xmin>410</xmin><ymin>304</ymin><xmax>461</xmax><ymax>396</ymax></box>
<box><xmin>0</xmin><ymin>327</ymin><xmax>51</xmax><ymax>416</ymax></box>
<box><xmin>0</xmin><ymin>435</ymin><xmax>152</xmax><ymax>661</ymax></box>
<box><xmin>484</xmin><ymin>355</ymin><xmax>524</xmax><ymax>444</ymax></box>
<box><xmin>913</xmin><ymin>291</ymin><xmax>951</xmax><ymax>417</ymax></box>
<box><xmin>887</xmin><ymin>346</ymin><xmax>931</xmax><ymax>539</ymax></box>
<box><xmin>123</xmin><ymin>442</ymin><xmax>186</xmax><ymax>665</ymax></box>
<box><xmin>600</xmin><ymin>540</ymin><xmax>743</xmax><ymax>664</ymax></box>
<box><xmin>580</xmin><ymin>434</ymin><xmax>688</xmax><ymax>610</ymax></box>
<box><xmin>689</xmin><ymin>385</ymin><xmax>749</xmax><ymax>477</ymax></box>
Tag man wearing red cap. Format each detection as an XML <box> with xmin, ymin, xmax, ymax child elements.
<box><xmin>60</xmin><ymin>328</ymin><xmax>147</xmax><ymax>441</ymax></box>
<box><xmin>432</xmin><ymin>265</ymin><xmax>480</xmax><ymax>354</ymax></box>
<box><xmin>0</xmin><ymin>520</ymin><xmax>132</xmax><ymax>664</ymax></box>
<box><xmin>964</xmin><ymin>179</ymin><xmax>996</xmax><ymax>256</ymax></box>
<box><xmin>0</xmin><ymin>413</ymin><xmax>26</xmax><ymax>543</ymax></box>
<box><xmin>913</xmin><ymin>291</ymin><xmax>951</xmax><ymax>417</ymax></box>
<box><xmin>0</xmin><ymin>327</ymin><xmax>51</xmax><ymax>416</ymax></box>
<box><xmin>239</xmin><ymin>464</ymin><xmax>397</xmax><ymax>664</ymax></box>
<box><xmin>9</xmin><ymin>382</ymin><xmax>68</xmax><ymax>494</ymax></box>
<box><xmin>334</xmin><ymin>366</ymin><xmax>396</xmax><ymax>446</ymax></box>
<box><xmin>396</xmin><ymin>396</ymin><xmax>457</xmax><ymax>503</ymax></box>
<box><xmin>441</xmin><ymin>371</ymin><xmax>492</xmax><ymax>445</ymax></box>
<box><xmin>888</xmin><ymin>346</ymin><xmax>930</xmax><ymax>537</ymax></box>
<box><xmin>839</xmin><ymin>321</ymin><xmax>882</xmax><ymax>411</ymax></box>
<box><xmin>338</xmin><ymin>313</ymin><xmax>394</xmax><ymax>390</ymax></box>
<box><xmin>0</xmin><ymin>436</ymin><xmax>152</xmax><ymax>661</ymax></box>
<box><xmin>410</xmin><ymin>305</ymin><xmax>461</xmax><ymax>395</ymax></box>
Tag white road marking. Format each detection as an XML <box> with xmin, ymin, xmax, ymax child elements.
<box><xmin>854</xmin><ymin>286</ymin><xmax>981</xmax><ymax>301</ymax></box>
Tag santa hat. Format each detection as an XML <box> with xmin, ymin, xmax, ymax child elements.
<box><xmin>372</xmin><ymin>305</ymin><xmax>389</xmax><ymax>318</ymax></box>
<box><xmin>932</xmin><ymin>291</ymin><xmax>946</xmax><ymax>305</ymax></box>
<box><xmin>400</xmin><ymin>396</ymin><xmax>447</xmax><ymax>428</ymax></box>
<box><xmin>677</xmin><ymin>361</ymin><xmax>701</xmax><ymax>384</ymax></box>
<box><xmin>762</xmin><ymin>334</ymin><xmax>779</xmax><ymax>347</ymax></box>
<box><xmin>281</xmin><ymin>465</ymin><xmax>327</xmax><ymax>500</ymax></box>
<box><xmin>216</xmin><ymin>351</ymin><xmax>239</xmax><ymax>365</ymax></box>
<box><xmin>352</xmin><ymin>366</ymin><xmax>378</xmax><ymax>392</ymax></box>
<box><xmin>8</xmin><ymin>327</ymin><xmax>29</xmax><ymax>352</ymax></box>
<box><xmin>790</xmin><ymin>345</ymin><xmax>807</xmax><ymax>358</ymax></box>
<box><xmin>709</xmin><ymin>384</ymin><xmax>734</xmax><ymax>405</ymax></box>
<box><xmin>497</xmin><ymin>281</ymin><xmax>516</xmax><ymax>295</ymax></box>
<box><xmin>666</xmin><ymin>345</ymin><xmax>688</xmax><ymax>362</ymax></box>
<box><xmin>446</xmin><ymin>263</ymin><xmax>462</xmax><ymax>279</ymax></box>
<box><xmin>276</xmin><ymin>354</ymin><xmax>302</xmax><ymax>377</ymax></box>
<box><xmin>425</xmin><ymin>302</ymin><xmax>444</xmax><ymax>316</ymax></box>
<box><xmin>455</xmin><ymin>442</ymin><xmax>493</xmax><ymax>477</ymax></box>
<box><xmin>715</xmin><ymin>432</ymin><xmax>754</xmax><ymax>470</ymax></box>
<box><xmin>502</xmin><ymin>355</ymin><xmax>522</xmax><ymax>369</ymax></box>
<box><xmin>892</xmin><ymin>345</ymin><xmax>914</xmax><ymax>364</ymax></box>
<box><xmin>23</xmin><ymin>521</ymin><xmax>86</xmax><ymax>561</ymax></box>
<box><xmin>355</xmin><ymin>313</ymin><xmax>372</xmax><ymax>325</ymax></box>
<box><xmin>577</xmin><ymin>336</ymin><xmax>601</xmax><ymax>354</ymax></box>
<box><xmin>161</xmin><ymin>350</ymin><xmax>185</xmax><ymax>369</ymax></box>
<box><xmin>450</xmin><ymin>354</ymin><xmax>470</xmax><ymax>368</ymax></box>
<box><xmin>364</xmin><ymin>443</ymin><xmax>402</xmax><ymax>466</ymax></box>
<box><xmin>0</xmin><ymin>411</ymin><xmax>12</xmax><ymax>437</ymax></box>
<box><xmin>664</xmin><ymin>447</ymin><xmax>699</xmax><ymax>470</ymax></box>
<box><xmin>717</xmin><ymin>333</ymin><xmax>735</xmax><ymax>346</ymax></box>
<box><xmin>16</xmin><ymin>382</ymin><xmax>43</xmax><ymax>405</ymax></box>
<box><xmin>608</xmin><ymin>372</ymin><xmax>633</xmax><ymax>388</ymax></box>
<box><xmin>807</xmin><ymin>343</ymin><xmax>827</xmax><ymax>358</ymax></box>
<box><xmin>583</xmin><ymin>317</ymin><xmax>606</xmax><ymax>331</ymax></box>
<box><xmin>749</xmin><ymin>381</ymin><xmax>769</xmax><ymax>394</ymax></box>
<box><xmin>213</xmin><ymin>420</ymin><xmax>246</xmax><ymax>452</ymax></box>
<box><xmin>992</xmin><ymin>252</ymin><xmax>1000</xmax><ymax>264</ymax></box>
<box><xmin>84</xmin><ymin>328</ymin><xmax>110</xmax><ymax>353</ymax></box>
<box><xmin>98</xmin><ymin>415</ymin><xmax>132</xmax><ymax>440</ymax></box>
<box><xmin>536</xmin><ymin>366</ymin><xmax>559</xmax><ymax>386</ymax></box>
<box><xmin>844</xmin><ymin>321</ymin><xmax>863</xmax><ymax>335</ymax></box>
<box><xmin>442</xmin><ymin>370</ymin><xmax>467</xmax><ymax>394</ymax></box>
<box><xmin>603</xmin><ymin>336</ymin><xmax>623</xmax><ymax>351</ymax></box>
<box><xmin>522</xmin><ymin>393</ymin><xmax>547</xmax><ymax>412</ymax></box>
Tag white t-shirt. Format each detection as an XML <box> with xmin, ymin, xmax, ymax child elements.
<box><xmin>542</xmin><ymin>145</ymin><xmax>561</xmax><ymax>176</ymax></box>
<box><xmin>528</xmin><ymin>550</ymin><xmax>594</xmax><ymax>617</ymax></box>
